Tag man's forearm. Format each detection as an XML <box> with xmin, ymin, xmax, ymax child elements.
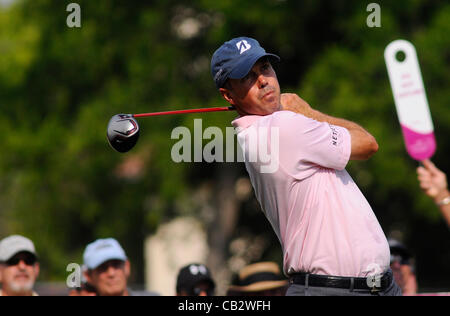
<box><xmin>281</xmin><ymin>93</ymin><xmax>368</xmax><ymax>133</ymax></box>
<box><xmin>307</xmin><ymin>109</ymin><xmax>379</xmax><ymax>160</ymax></box>
<box><xmin>280</xmin><ymin>93</ymin><xmax>378</xmax><ymax>160</ymax></box>
<box><xmin>309</xmin><ymin>109</ymin><xmax>367</xmax><ymax>134</ymax></box>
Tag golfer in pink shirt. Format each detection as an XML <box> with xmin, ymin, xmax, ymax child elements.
<box><xmin>211</xmin><ymin>37</ymin><xmax>401</xmax><ymax>296</ymax></box>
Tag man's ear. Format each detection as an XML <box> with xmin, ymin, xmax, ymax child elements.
<box><xmin>124</xmin><ymin>260</ymin><xmax>131</xmax><ymax>279</ymax></box>
<box><xmin>34</xmin><ymin>262</ymin><xmax>40</xmax><ymax>279</ymax></box>
<box><xmin>84</xmin><ymin>270</ymin><xmax>93</xmax><ymax>285</ymax></box>
<box><xmin>219</xmin><ymin>88</ymin><xmax>235</xmax><ymax>106</ymax></box>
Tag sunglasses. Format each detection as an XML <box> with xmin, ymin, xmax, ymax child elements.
<box><xmin>6</xmin><ymin>256</ymin><xmax>37</xmax><ymax>267</ymax></box>
<box><xmin>95</xmin><ymin>260</ymin><xmax>125</xmax><ymax>273</ymax></box>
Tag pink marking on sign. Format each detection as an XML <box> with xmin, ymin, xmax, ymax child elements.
<box><xmin>400</xmin><ymin>124</ymin><xmax>436</xmax><ymax>160</ymax></box>
<box><xmin>401</xmin><ymin>81</ymin><xmax>413</xmax><ymax>88</ymax></box>
<box><xmin>397</xmin><ymin>89</ymin><xmax>423</xmax><ymax>99</ymax></box>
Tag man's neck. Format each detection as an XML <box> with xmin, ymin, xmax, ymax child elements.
<box><xmin>235</xmin><ymin>105</ymin><xmax>281</xmax><ymax>117</ymax></box>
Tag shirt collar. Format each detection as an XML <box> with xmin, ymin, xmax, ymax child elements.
<box><xmin>231</xmin><ymin>115</ymin><xmax>263</xmax><ymax>131</ymax></box>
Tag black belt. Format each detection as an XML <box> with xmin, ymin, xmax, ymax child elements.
<box><xmin>289</xmin><ymin>270</ymin><xmax>392</xmax><ymax>292</ymax></box>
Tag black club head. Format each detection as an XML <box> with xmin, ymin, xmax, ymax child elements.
<box><xmin>107</xmin><ymin>114</ymin><xmax>140</xmax><ymax>153</ymax></box>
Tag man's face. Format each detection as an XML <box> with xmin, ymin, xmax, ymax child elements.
<box><xmin>86</xmin><ymin>259</ymin><xmax>130</xmax><ymax>296</ymax></box>
<box><xmin>0</xmin><ymin>252</ymin><xmax>39</xmax><ymax>296</ymax></box>
<box><xmin>220</xmin><ymin>58</ymin><xmax>281</xmax><ymax>116</ymax></box>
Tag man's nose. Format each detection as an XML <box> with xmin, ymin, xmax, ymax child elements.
<box><xmin>107</xmin><ymin>266</ymin><xmax>117</xmax><ymax>275</ymax></box>
<box><xmin>257</xmin><ymin>73</ymin><xmax>268</xmax><ymax>89</ymax></box>
<box><xmin>17</xmin><ymin>260</ymin><xmax>28</xmax><ymax>270</ymax></box>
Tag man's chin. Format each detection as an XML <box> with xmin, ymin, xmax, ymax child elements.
<box><xmin>100</xmin><ymin>285</ymin><xmax>126</xmax><ymax>296</ymax></box>
<box><xmin>9</xmin><ymin>280</ymin><xmax>34</xmax><ymax>294</ymax></box>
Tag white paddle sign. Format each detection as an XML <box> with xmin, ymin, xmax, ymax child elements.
<box><xmin>384</xmin><ymin>39</ymin><xmax>436</xmax><ymax>160</ymax></box>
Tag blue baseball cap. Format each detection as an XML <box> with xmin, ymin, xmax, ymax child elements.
<box><xmin>83</xmin><ymin>238</ymin><xmax>127</xmax><ymax>270</ymax></box>
<box><xmin>211</xmin><ymin>37</ymin><xmax>280</xmax><ymax>89</ymax></box>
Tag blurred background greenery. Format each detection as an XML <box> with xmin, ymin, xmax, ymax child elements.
<box><xmin>0</xmin><ymin>0</ymin><xmax>448</xmax><ymax>292</ymax></box>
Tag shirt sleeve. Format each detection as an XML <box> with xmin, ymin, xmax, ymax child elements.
<box><xmin>272</xmin><ymin>111</ymin><xmax>351</xmax><ymax>179</ymax></box>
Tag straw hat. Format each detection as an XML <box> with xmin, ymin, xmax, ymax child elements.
<box><xmin>227</xmin><ymin>262</ymin><xmax>287</xmax><ymax>293</ymax></box>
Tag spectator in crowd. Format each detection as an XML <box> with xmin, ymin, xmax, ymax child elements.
<box><xmin>0</xmin><ymin>235</ymin><xmax>40</xmax><ymax>296</ymax></box>
<box><xmin>68</xmin><ymin>266</ymin><xmax>97</xmax><ymax>296</ymax></box>
<box><xmin>176</xmin><ymin>263</ymin><xmax>216</xmax><ymax>296</ymax></box>
<box><xmin>227</xmin><ymin>262</ymin><xmax>288</xmax><ymax>296</ymax></box>
<box><xmin>388</xmin><ymin>238</ymin><xmax>418</xmax><ymax>296</ymax></box>
<box><xmin>83</xmin><ymin>238</ymin><xmax>158</xmax><ymax>296</ymax></box>
<box><xmin>417</xmin><ymin>159</ymin><xmax>450</xmax><ymax>226</ymax></box>
<box><xmin>68</xmin><ymin>281</ymin><xmax>97</xmax><ymax>296</ymax></box>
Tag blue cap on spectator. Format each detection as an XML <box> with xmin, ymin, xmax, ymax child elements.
<box><xmin>211</xmin><ymin>37</ymin><xmax>280</xmax><ymax>89</ymax></box>
<box><xmin>83</xmin><ymin>238</ymin><xmax>127</xmax><ymax>270</ymax></box>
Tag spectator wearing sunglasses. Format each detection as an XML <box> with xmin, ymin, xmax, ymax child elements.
<box><xmin>0</xmin><ymin>235</ymin><xmax>40</xmax><ymax>296</ymax></box>
<box><xmin>176</xmin><ymin>263</ymin><xmax>216</xmax><ymax>296</ymax></box>
<box><xmin>388</xmin><ymin>238</ymin><xmax>418</xmax><ymax>296</ymax></box>
<box><xmin>68</xmin><ymin>265</ymin><xmax>97</xmax><ymax>296</ymax></box>
<box><xmin>83</xmin><ymin>238</ymin><xmax>158</xmax><ymax>296</ymax></box>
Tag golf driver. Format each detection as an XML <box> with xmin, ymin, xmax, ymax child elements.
<box><xmin>107</xmin><ymin>106</ymin><xmax>235</xmax><ymax>153</ymax></box>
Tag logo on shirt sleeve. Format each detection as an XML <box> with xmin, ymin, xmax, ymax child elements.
<box><xmin>329</xmin><ymin>124</ymin><xmax>339</xmax><ymax>146</ymax></box>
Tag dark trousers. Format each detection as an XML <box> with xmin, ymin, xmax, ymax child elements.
<box><xmin>286</xmin><ymin>269</ymin><xmax>402</xmax><ymax>296</ymax></box>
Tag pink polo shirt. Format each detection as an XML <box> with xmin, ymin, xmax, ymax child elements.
<box><xmin>232</xmin><ymin>111</ymin><xmax>390</xmax><ymax>277</ymax></box>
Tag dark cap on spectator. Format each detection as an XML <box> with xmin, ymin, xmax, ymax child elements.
<box><xmin>211</xmin><ymin>37</ymin><xmax>280</xmax><ymax>89</ymax></box>
<box><xmin>388</xmin><ymin>238</ymin><xmax>412</xmax><ymax>264</ymax></box>
<box><xmin>176</xmin><ymin>263</ymin><xmax>215</xmax><ymax>293</ymax></box>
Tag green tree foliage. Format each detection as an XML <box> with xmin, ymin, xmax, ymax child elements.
<box><xmin>0</xmin><ymin>0</ymin><xmax>448</xmax><ymax>289</ymax></box>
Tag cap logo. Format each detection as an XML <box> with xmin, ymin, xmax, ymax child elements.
<box><xmin>236</xmin><ymin>40</ymin><xmax>251</xmax><ymax>54</ymax></box>
<box><xmin>189</xmin><ymin>264</ymin><xmax>207</xmax><ymax>275</ymax></box>
<box><xmin>95</xmin><ymin>243</ymin><xmax>113</xmax><ymax>251</ymax></box>
<box><xmin>214</xmin><ymin>68</ymin><xmax>223</xmax><ymax>81</ymax></box>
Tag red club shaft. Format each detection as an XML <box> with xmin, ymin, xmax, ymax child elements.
<box><xmin>133</xmin><ymin>106</ymin><xmax>235</xmax><ymax>118</ymax></box>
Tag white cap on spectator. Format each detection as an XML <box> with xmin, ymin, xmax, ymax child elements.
<box><xmin>0</xmin><ymin>235</ymin><xmax>37</xmax><ymax>262</ymax></box>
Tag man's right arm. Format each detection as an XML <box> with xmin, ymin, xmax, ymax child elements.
<box><xmin>280</xmin><ymin>93</ymin><xmax>378</xmax><ymax>160</ymax></box>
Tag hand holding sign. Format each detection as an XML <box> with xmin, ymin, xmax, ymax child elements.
<box><xmin>384</xmin><ymin>40</ymin><xmax>436</xmax><ymax>161</ymax></box>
